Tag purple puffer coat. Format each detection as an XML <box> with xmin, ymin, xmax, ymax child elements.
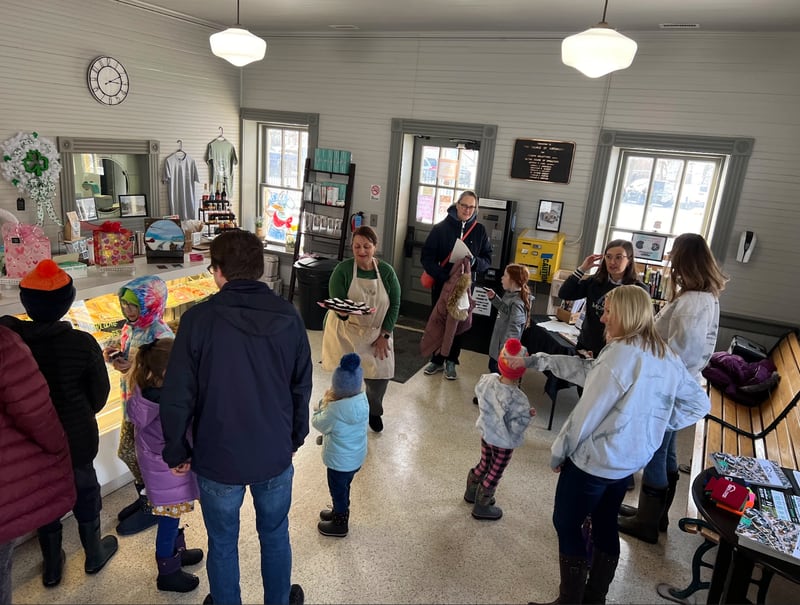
<box><xmin>127</xmin><ymin>387</ymin><xmax>198</xmax><ymax>506</ymax></box>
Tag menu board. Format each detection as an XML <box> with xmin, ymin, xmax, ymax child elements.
<box><xmin>511</xmin><ymin>139</ymin><xmax>575</xmax><ymax>184</ymax></box>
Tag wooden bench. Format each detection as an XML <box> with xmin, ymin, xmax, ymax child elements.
<box><xmin>658</xmin><ymin>329</ymin><xmax>800</xmax><ymax>603</ymax></box>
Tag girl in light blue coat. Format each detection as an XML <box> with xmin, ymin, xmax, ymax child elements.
<box><xmin>312</xmin><ymin>353</ymin><xmax>369</xmax><ymax>538</ymax></box>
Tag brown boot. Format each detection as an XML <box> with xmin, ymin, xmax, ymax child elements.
<box><xmin>471</xmin><ymin>484</ymin><xmax>502</xmax><ymax>520</ymax></box>
<box><xmin>583</xmin><ymin>550</ymin><xmax>619</xmax><ymax>604</ymax></box>
<box><xmin>618</xmin><ymin>484</ymin><xmax>667</xmax><ymax>545</ymax></box>
<box><xmin>529</xmin><ymin>553</ymin><xmax>588</xmax><ymax>604</ymax></box>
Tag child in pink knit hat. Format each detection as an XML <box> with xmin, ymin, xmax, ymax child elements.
<box><xmin>464</xmin><ymin>338</ymin><xmax>536</xmax><ymax>521</ymax></box>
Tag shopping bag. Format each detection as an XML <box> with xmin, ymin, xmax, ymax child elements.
<box><xmin>420</xmin><ymin>270</ymin><xmax>436</xmax><ymax>289</ymax></box>
<box><xmin>1</xmin><ymin>222</ymin><xmax>51</xmax><ymax>278</ymax></box>
<box><xmin>92</xmin><ymin>221</ymin><xmax>134</xmax><ymax>266</ymax></box>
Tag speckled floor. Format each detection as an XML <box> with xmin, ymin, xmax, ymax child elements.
<box><xmin>9</xmin><ymin>328</ymin><xmax>797</xmax><ymax>604</ymax></box>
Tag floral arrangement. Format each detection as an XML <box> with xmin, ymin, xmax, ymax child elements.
<box><xmin>1</xmin><ymin>131</ymin><xmax>62</xmax><ymax>226</ymax></box>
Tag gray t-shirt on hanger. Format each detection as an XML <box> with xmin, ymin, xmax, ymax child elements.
<box><xmin>164</xmin><ymin>153</ymin><xmax>199</xmax><ymax>220</ymax></box>
<box><xmin>206</xmin><ymin>138</ymin><xmax>238</xmax><ymax>192</ymax></box>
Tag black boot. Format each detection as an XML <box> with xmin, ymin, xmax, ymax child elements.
<box><xmin>471</xmin><ymin>484</ymin><xmax>502</xmax><ymax>520</ymax></box>
<box><xmin>37</xmin><ymin>525</ymin><xmax>65</xmax><ymax>587</ymax></box>
<box><xmin>290</xmin><ymin>583</ymin><xmax>305</xmax><ymax>605</ymax></box>
<box><xmin>617</xmin><ymin>484</ymin><xmax>668</xmax><ymax>545</ymax></box>
<box><xmin>117</xmin><ymin>483</ymin><xmax>145</xmax><ymax>521</ymax></box>
<box><xmin>78</xmin><ymin>518</ymin><xmax>118</xmax><ymax>574</ymax></box>
<box><xmin>175</xmin><ymin>527</ymin><xmax>204</xmax><ymax>566</ymax></box>
<box><xmin>318</xmin><ymin>511</ymin><xmax>349</xmax><ymax>537</ymax></box>
<box><xmin>115</xmin><ymin>496</ymin><xmax>158</xmax><ymax>536</ymax></box>
<box><xmin>583</xmin><ymin>550</ymin><xmax>619</xmax><ymax>604</ymax></box>
<box><xmin>156</xmin><ymin>551</ymin><xmax>199</xmax><ymax>593</ymax></box>
<box><xmin>659</xmin><ymin>471</ymin><xmax>680</xmax><ymax>532</ymax></box>
<box><xmin>529</xmin><ymin>553</ymin><xmax>589</xmax><ymax>604</ymax></box>
<box><xmin>368</xmin><ymin>415</ymin><xmax>383</xmax><ymax>432</ymax></box>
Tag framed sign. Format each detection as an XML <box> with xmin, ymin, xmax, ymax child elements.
<box><xmin>537</xmin><ymin>199</ymin><xmax>564</xmax><ymax>232</ymax></box>
<box><xmin>511</xmin><ymin>138</ymin><xmax>575</xmax><ymax>184</ymax></box>
<box><xmin>75</xmin><ymin>196</ymin><xmax>97</xmax><ymax>221</ymax></box>
<box><xmin>631</xmin><ymin>231</ymin><xmax>669</xmax><ymax>262</ymax></box>
<box><xmin>119</xmin><ymin>194</ymin><xmax>148</xmax><ymax>217</ymax></box>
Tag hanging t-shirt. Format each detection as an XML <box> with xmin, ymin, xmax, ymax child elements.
<box><xmin>206</xmin><ymin>138</ymin><xmax>238</xmax><ymax>192</ymax></box>
<box><xmin>163</xmin><ymin>153</ymin><xmax>200</xmax><ymax>220</ymax></box>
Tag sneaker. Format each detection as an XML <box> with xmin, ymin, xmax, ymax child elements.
<box><xmin>368</xmin><ymin>415</ymin><xmax>384</xmax><ymax>432</ymax></box>
<box><xmin>444</xmin><ymin>361</ymin><xmax>457</xmax><ymax>380</ymax></box>
<box><xmin>423</xmin><ymin>362</ymin><xmax>443</xmax><ymax>375</ymax></box>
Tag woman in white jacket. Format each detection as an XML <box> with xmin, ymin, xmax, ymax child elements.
<box><xmin>516</xmin><ymin>285</ymin><xmax>710</xmax><ymax>605</ymax></box>
<box><xmin>619</xmin><ymin>233</ymin><xmax>728</xmax><ymax>545</ymax></box>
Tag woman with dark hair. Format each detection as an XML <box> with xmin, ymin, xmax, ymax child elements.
<box><xmin>619</xmin><ymin>233</ymin><xmax>728</xmax><ymax>544</ymax></box>
<box><xmin>557</xmin><ymin>239</ymin><xmax>646</xmax><ymax>358</ymax></box>
<box><xmin>321</xmin><ymin>226</ymin><xmax>401</xmax><ymax>433</ymax></box>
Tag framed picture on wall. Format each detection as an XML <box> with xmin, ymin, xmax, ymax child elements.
<box><xmin>119</xmin><ymin>194</ymin><xmax>147</xmax><ymax>217</ymax></box>
<box><xmin>75</xmin><ymin>197</ymin><xmax>97</xmax><ymax>221</ymax></box>
<box><xmin>537</xmin><ymin>199</ymin><xmax>564</xmax><ymax>232</ymax></box>
<box><xmin>631</xmin><ymin>231</ymin><xmax>669</xmax><ymax>262</ymax></box>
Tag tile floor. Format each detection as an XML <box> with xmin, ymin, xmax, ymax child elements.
<box><xmin>9</xmin><ymin>328</ymin><xmax>797</xmax><ymax>604</ymax></box>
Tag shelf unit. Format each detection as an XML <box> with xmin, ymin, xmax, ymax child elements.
<box><xmin>287</xmin><ymin>157</ymin><xmax>356</xmax><ymax>301</ymax></box>
<box><xmin>199</xmin><ymin>201</ymin><xmax>237</xmax><ymax>238</ymax></box>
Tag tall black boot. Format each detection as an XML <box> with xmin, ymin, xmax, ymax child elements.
<box><xmin>617</xmin><ymin>484</ymin><xmax>668</xmax><ymax>545</ymax></box>
<box><xmin>529</xmin><ymin>553</ymin><xmax>589</xmax><ymax>604</ymax></box>
<box><xmin>37</xmin><ymin>524</ymin><xmax>65</xmax><ymax>587</ymax></box>
<box><xmin>156</xmin><ymin>551</ymin><xmax>199</xmax><ymax>593</ymax></box>
<box><xmin>659</xmin><ymin>471</ymin><xmax>680</xmax><ymax>532</ymax></box>
<box><xmin>583</xmin><ymin>550</ymin><xmax>619</xmax><ymax>604</ymax></box>
<box><xmin>318</xmin><ymin>511</ymin><xmax>349</xmax><ymax>537</ymax></box>
<box><xmin>78</xmin><ymin>518</ymin><xmax>118</xmax><ymax>574</ymax></box>
<box><xmin>117</xmin><ymin>482</ymin><xmax>145</xmax><ymax>521</ymax></box>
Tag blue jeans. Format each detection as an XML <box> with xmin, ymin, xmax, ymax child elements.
<box><xmin>198</xmin><ymin>465</ymin><xmax>294</xmax><ymax>605</ymax></box>
<box><xmin>155</xmin><ymin>516</ymin><xmax>180</xmax><ymax>558</ymax></box>
<box><xmin>327</xmin><ymin>467</ymin><xmax>359</xmax><ymax>513</ymax></box>
<box><xmin>642</xmin><ymin>430</ymin><xmax>678</xmax><ymax>488</ymax></box>
<box><xmin>552</xmin><ymin>459</ymin><xmax>629</xmax><ymax>557</ymax></box>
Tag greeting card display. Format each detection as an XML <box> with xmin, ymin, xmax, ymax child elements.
<box><xmin>1</xmin><ymin>222</ymin><xmax>52</xmax><ymax>278</ymax></box>
<box><xmin>144</xmin><ymin>218</ymin><xmax>185</xmax><ymax>264</ymax></box>
<box><xmin>92</xmin><ymin>221</ymin><xmax>134</xmax><ymax>267</ymax></box>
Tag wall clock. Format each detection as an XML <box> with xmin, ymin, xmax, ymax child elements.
<box><xmin>87</xmin><ymin>56</ymin><xmax>129</xmax><ymax>106</ymax></box>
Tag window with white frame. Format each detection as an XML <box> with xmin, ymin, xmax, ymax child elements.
<box><xmin>606</xmin><ymin>150</ymin><xmax>725</xmax><ymax>252</ymax></box>
<box><xmin>258</xmin><ymin>124</ymin><xmax>308</xmax><ymax>246</ymax></box>
<box><xmin>581</xmin><ymin>131</ymin><xmax>754</xmax><ymax>264</ymax></box>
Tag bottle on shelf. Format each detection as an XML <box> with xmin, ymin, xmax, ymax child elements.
<box><xmin>202</xmin><ymin>183</ymin><xmax>210</xmax><ymax>205</ymax></box>
<box><xmin>214</xmin><ymin>183</ymin><xmax>221</xmax><ymax>202</ymax></box>
<box><xmin>221</xmin><ymin>178</ymin><xmax>228</xmax><ymax>204</ymax></box>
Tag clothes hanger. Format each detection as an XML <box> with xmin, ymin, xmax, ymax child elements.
<box><xmin>216</xmin><ymin>127</ymin><xmax>225</xmax><ymax>141</ymax></box>
<box><xmin>175</xmin><ymin>139</ymin><xmax>186</xmax><ymax>159</ymax></box>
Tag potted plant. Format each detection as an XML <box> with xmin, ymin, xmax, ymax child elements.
<box><xmin>254</xmin><ymin>215</ymin><xmax>265</xmax><ymax>239</ymax></box>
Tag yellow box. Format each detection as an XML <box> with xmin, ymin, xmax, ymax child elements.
<box><xmin>514</xmin><ymin>230</ymin><xmax>565</xmax><ymax>283</ymax></box>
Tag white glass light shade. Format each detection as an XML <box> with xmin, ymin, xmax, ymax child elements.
<box><xmin>210</xmin><ymin>27</ymin><xmax>267</xmax><ymax>67</ymax></box>
<box><xmin>561</xmin><ymin>26</ymin><xmax>638</xmax><ymax>78</ymax></box>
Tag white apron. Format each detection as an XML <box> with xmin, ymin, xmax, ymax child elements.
<box><xmin>322</xmin><ymin>258</ymin><xmax>395</xmax><ymax>379</ymax></box>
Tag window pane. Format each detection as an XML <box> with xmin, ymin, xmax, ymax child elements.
<box><xmin>263</xmin><ymin>186</ymin><xmax>301</xmax><ymax>245</ymax></box>
<box><xmin>457</xmin><ymin>149</ymin><xmax>478</xmax><ymax>189</ymax></box>
<box><xmin>416</xmin><ymin>186</ymin><xmax>436</xmax><ymax>224</ymax></box>
<box><xmin>421</xmin><ymin>146</ymin><xmax>438</xmax><ymax>184</ymax></box>
<box><xmin>435</xmin><ymin>188</ymin><xmax>455</xmax><ymax>223</ymax></box>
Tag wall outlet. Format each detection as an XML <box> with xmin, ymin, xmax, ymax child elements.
<box><xmin>369</xmin><ymin>213</ymin><xmax>378</xmax><ymax>227</ymax></box>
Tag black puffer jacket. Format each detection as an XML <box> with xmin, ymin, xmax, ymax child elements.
<box><xmin>0</xmin><ymin>316</ymin><xmax>111</xmax><ymax>466</ymax></box>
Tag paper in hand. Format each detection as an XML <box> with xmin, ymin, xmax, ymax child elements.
<box><xmin>449</xmin><ymin>239</ymin><xmax>472</xmax><ymax>264</ymax></box>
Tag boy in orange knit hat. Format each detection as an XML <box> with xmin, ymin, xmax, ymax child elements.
<box><xmin>464</xmin><ymin>337</ymin><xmax>536</xmax><ymax>521</ymax></box>
<box><xmin>0</xmin><ymin>259</ymin><xmax>118</xmax><ymax>585</ymax></box>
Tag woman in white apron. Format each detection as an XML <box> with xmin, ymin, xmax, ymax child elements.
<box><xmin>322</xmin><ymin>226</ymin><xmax>401</xmax><ymax>432</ymax></box>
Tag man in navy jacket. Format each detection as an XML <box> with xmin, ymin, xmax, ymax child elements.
<box><xmin>160</xmin><ymin>230</ymin><xmax>311</xmax><ymax>605</ymax></box>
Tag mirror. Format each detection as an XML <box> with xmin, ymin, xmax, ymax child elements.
<box><xmin>58</xmin><ymin>137</ymin><xmax>160</xmax><ymax>228</ymax></box>
<box><xmin>74</xmin><ymin>155</ymin><xmax>132</xmax><ymax>218</ymax></box>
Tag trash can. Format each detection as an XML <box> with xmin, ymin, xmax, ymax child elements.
<box><xmin>293</xmin><ymin>257</ymin><xmax>340</xmax><ymax>330</ymax></box>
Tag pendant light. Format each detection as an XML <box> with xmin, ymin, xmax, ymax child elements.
<box><xmin>209</xmin><ymin>0</ymin><xmax>267</xmax><ymax>67</ymax></box>
<box><xmin>561</xmin><ymin>0</ymin><xmax>638</xmax><ymax>78</ymax></box>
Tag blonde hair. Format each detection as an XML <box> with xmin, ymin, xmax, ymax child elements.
<box><xmin>604</xmin><ymin>285</ymin><xmax>667</xmax><ymax>358</ymax></box>
<box><xmin>130</xmin><ymin>338</ymin><xmax>174</xmax><ymax>390</ymax></box>
<box><xmin>505</xmin><ymin>263</ymin><xmax>532</xmax><ymax>328</ymax></box>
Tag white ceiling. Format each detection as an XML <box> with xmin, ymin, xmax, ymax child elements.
<box><xmin>126</xmin><ymin>0</ymin><xmax>800</xmax><ymax>34</ymax></box>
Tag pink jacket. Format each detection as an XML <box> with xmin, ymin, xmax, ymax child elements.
<box><xmin>420</xmin><ymin>257</ymin><xmax>475</xmax><ymax>357</ymax></box>
<box><xmin>0</xmin><ymin>326</ymin><xmax>75</xmax><ymax>542</ymax></box>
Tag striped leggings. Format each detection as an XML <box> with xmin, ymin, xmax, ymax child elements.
<box><xmin>471</xmin><ymin>438</ymin><xmax>514</xmax><ymax>491</ymax></box>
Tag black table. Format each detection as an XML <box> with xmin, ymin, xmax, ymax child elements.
<box><xmin>521</xmin><ymin>315</ymin><xmax>578</xmax><ymax>430</ymax></box>
<box><xmin>692</xmin><ymin>468</ymin><xmax>800</xmax><ymax>604</ymax></box>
